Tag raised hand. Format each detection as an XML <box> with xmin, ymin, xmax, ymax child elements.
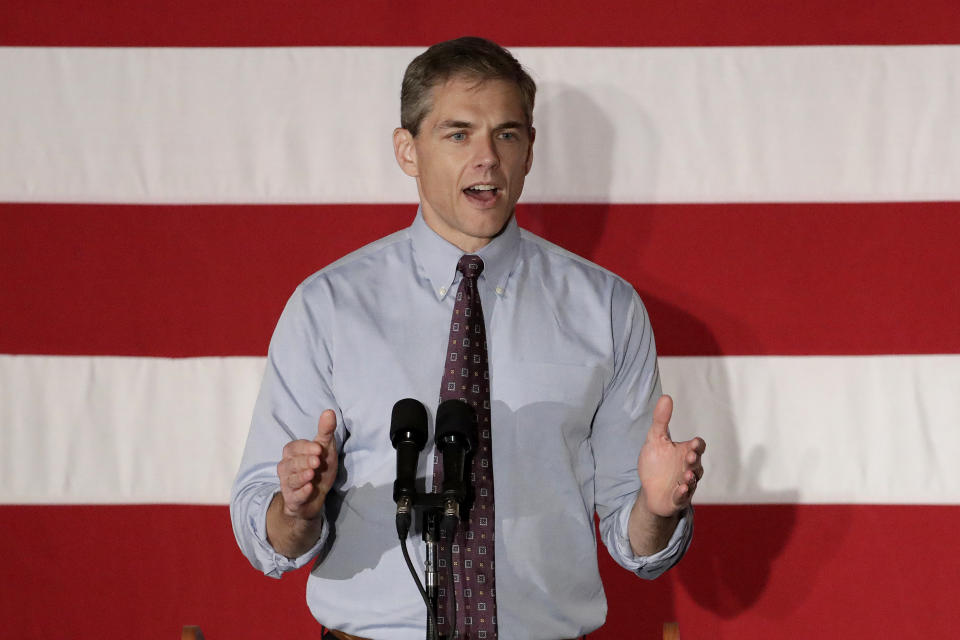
<box><xmin>276</xmin><ymin>409</ymin><xmax>339</xmax><ymax>521</ymax></box>
<box><xmin>636</xmin><ymin>395</ymin><xmax>706</xmax><ymax>518</ymax></box>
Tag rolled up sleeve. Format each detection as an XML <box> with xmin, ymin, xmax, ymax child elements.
<box><xmin>230</xmin><ymin>279</ymin><xmax>342</xmax><ymax>577</ymax></box>
<box><xmin>611</xmin><ymin>505</ymin><xmax>693</xmax><ymax>579</ymax></box>
<box><xmin>593</xmin><ymin>284</ymin><xmax>694</xmax><ymax>577</ymax></box>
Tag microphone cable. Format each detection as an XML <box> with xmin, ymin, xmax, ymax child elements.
<box><xmin>398</xmin><ymin>514</ymin><xmax>439</xmax><ymax>640</ymax></box>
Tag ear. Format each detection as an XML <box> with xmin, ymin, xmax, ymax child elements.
<box><xmin>393</xmin><ymin>127</ymin><xmax>419</xmax><ymax>177</ymax></box>
<box><xmin>524</xmin><ymin>126</ymin><xmax>536</xmax><ymax>175</ymax></box>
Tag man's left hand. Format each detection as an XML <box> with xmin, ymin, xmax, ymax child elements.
<box><xmin>637</xmin><ymin>394</ymin><xmax>706</xmax><ymax>517</ymax></box>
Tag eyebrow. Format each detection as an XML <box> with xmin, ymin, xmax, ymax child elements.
<box><xmin>435</xmin><ymin>120</ymin><xmax>527</xmax><ymax>132</ymax></box>
<box><xmin>436</xmin><ymin>120</ymin><xmax>474</xmax><ymax>130</ymax></box>
<box><xmin>495</xmin><ymin>121</ymin><xmax>527</xmax><ymax>132</ymax></box>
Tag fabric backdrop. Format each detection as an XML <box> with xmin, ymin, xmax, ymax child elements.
<box><xmin>2</xmin><ymin>2</ymin><xmax>958</xmax><ymax>638</ymax></box>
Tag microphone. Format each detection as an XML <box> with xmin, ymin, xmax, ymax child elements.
<box><xmin>390</xmin><ymin>398</ymin><xmax>428</xmax><ymax>536</ymax></box>
<box><xmin>434</xmin><ymin>399</ymin><xmax>478</xmax><ymax>528</ymax></box>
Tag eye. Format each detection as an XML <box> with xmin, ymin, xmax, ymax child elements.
<box><xmin>498</xmin><ymin>130</ymin><xmax>518</xmax><ymax>141</ymax></box>
<box><xmin>450</xmin><ymin>132</ymin><xmax>467</xmax><ymax>141</ymax></box>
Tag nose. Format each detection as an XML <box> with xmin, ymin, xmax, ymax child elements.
<box><xmin>474</xmin><ymin>134</ymin><xmax>500</xmax><ymax>170</ymax></box>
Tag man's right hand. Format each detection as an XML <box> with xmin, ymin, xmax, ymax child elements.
<box><xmin>277</xmin><ymin>409</ymin><xmax>339</xmax><ymax>520</ymax></box>
<box><xmin>267</xmin><ymin>410</ymin><xmax>339</xmax><ymax>558</ymax></box>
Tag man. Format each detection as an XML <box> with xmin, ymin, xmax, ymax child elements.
<box><xmin>231</xmin><ymin>37</ymin><xmax>705</xmax><ymax>640</ymax></box>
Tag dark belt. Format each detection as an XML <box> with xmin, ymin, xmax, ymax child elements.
<box><xmin>328</xmin><ymin>631</ymin><xmax>369</xmax><ymax>640</ymax></box>
<box><xmin>328</xmin><ymin>631</ymin><xmax>585</xmax><ymax>640</ymax></box>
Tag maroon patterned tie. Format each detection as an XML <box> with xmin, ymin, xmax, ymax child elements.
<box><xmin>434</xmin><ymin>254</ymin><xmax>497</xmax><ymax>639</ymax></box>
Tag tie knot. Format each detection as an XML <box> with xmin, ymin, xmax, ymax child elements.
<box><xmin>457</xmin><ymin>254</ymin><xmax>484</xmax><ymax>279</ymax></box>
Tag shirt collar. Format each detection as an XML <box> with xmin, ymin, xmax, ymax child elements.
<box><xmin>409</xmin><ymin>208</ymin><xmax>521</xmax><ymax>301</ymax></box>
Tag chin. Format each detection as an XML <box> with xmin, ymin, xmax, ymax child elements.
<box><xmin>471</xmin><ymin>215</ymin><xmax>511</xmax><ymax>238</ymax></box>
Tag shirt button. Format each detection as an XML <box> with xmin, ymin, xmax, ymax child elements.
<box><xmin>439</xmin><ymin>287</ymin><xmax>447</xmax><ymax>296</ymax></box>
<box><xmin>495</xmin><ymin>287</ymin><xmax>504</xmax><ymax>295</ymax></box>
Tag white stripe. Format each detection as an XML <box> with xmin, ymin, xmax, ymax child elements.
<box><xmin>660</xmin><ymin>355</ymin><xmax>960</xmax><ymax>505</ymax></box>
<box><xmin>0</xmin><ymin>355</ymin><xmax>264</xmax><ymax>504</ymax></box>
<box><xmin>2</xmin><ymin>46</ymin><xmax>958</xmax><ymax>204</ymax></box>
<box><xmin>2</xmin><ymin>354</ymin><xmax>957</xmax><ymax>505</ymax></box>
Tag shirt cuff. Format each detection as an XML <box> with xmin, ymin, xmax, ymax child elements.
<box><xmin>247</xmin><ymin>486</ymin><xmax>328</xmax><ymax>578</ymax></box>
<box><xmin>614</xmin><ymin>504</ymin><xmax>694</xmax><ymax>580</ymax></box>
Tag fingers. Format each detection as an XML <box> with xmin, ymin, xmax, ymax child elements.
<box><xmin>284</xmin><ymin>438</ymin><xmax>322</xmax><ymax>460</ymax></box>
<box><xmin>685</xmin><ymin>446</ymin><xmax>704</xmax><ymax>470</ymax></box>
<box><xmin>277</xmin><ymin>411</ymin><xmax>339</xmax><ymax>517</ymax></box>
<box><xmin>281</xmin><ymin>440</ymin><xmax>322</xmax><ymax>473</ymax></box>
<box><xmin>278</xmin><ymin>445</ymin><xmax>321</xmax><ymax>516</ymax></box>
<box><xmin>648</xmin><ymin>394</ymin><xmax>673</xmax><ymax>440</ymax></box>
<box><xmin>278</xmin><ymin>444</ymin><xmax>319</xmax><ymax>490</ymax></box>
<box><xmin>279</xmin><ymin>411</ymin><xmax>337</xmax><ymax>473</ymax></box>
<box><xmin>278</xmin><ymin>424</ymin><xmax>328</xmax><ymax>492</ymax></box>
<box><xmin>289</xmin><ymin>478</ymin><xmax>317</xmax><ymax>501</ymax></box>
<box><xmin>676</xmin><ymin>436</ymin><xmax>706</xmax><ymax>505</ymax></box>
<box><xmin>639</xmin><ymin>395</ymin><xmax>707</xmax><ymax>513</ymax></box>
<box><xmin>674</xmin><ymin>467</ymin><xmax>701</xmax><ymax>505</ymax></box>
<box><xmin>682</xmin><ymin>464</ymin><xmax>703</xmax><ymax>483</ymax></box>
<box><xmin>689</xmin><ymin>436</ymin><xmax>706</xmax><ymax>455</ymax></box>
<box><xmin>683</xmin><ymin>439</ymin><xmax>705</xmax><ymax>484</ymax></box>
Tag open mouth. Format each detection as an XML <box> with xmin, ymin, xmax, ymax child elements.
<box><xmin>463</xmin><ymin>184</ymin><xmax>500</xmax><ymax>205</ymax></box>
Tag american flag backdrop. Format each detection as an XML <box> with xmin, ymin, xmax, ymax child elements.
<box><xmin>2</xmin><ymin>2</ymin><xmax>959</xmax><ymax>638</ymax></box>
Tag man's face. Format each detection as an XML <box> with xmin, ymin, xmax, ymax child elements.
<box><xmin>394</xmin><ymin>76</ymin><xmax>535</xmax><ymax>253</ymax></box>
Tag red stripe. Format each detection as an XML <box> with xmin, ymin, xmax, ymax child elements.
<box><xmin>2</xmin><ymin>202</ymin><xmax>958</xmax><ymax>357</ymax></box>
<box><xmin>3</xmin><ymin>1</ymin><xmax>960</xmax><ymax>46</ymax></box>
<box><xmin>1</xmin><ymin>504</ymin><xmax>956</xmax><ymax>639</ymax></box>
<box><xmin>0</xmin><ymin>204</ymin><xmax>413</xmax><ymax>357</ymax></box>
<box><xmin>522</xmin><ymin>202</ymin><xmax>960</xmax><ymax>356</ymax></box>
<box><xmin>600</xmin><ymin>504</ymin><xmax>960</xmax><ymax>638</ymax></box>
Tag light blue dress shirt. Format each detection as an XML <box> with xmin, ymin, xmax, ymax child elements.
<box><xmin>231</xmin><ymin>211</ymin><xmax>692</xmax><ymax>639</ymax></box>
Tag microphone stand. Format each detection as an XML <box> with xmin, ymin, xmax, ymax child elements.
<box><xmin>398</xmin><ymin>490</ymin><xmax>449</xmax><ymax>640</ymax></box>
<box><xmin>422</xmin><ymin>509</ymin><xmax>440</xmax><ymax>640</ymax></box>
<box><xmin>394</xmin><ymin>398</ymin><xmax>474</xmax><ymax>640</ymax></box>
